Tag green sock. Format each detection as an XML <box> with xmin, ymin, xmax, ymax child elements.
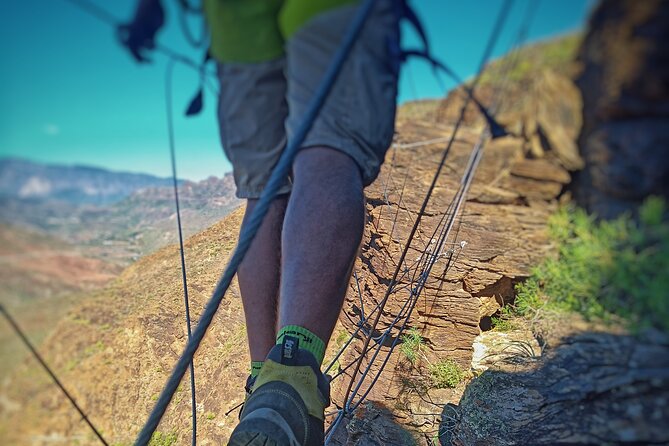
<box><xmin>250</xmin><ymin>361</ymin><xmax>264</xmax><ymax>378</ymax></box>
<box><xmin>276</xmin><ymin>325</ymin><xmax>326</xmax><ymax>365</ymax></box>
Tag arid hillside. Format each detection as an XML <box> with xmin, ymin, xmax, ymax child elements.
<box><xmin>0</xmin><ymin>210</ymin><xmax>247</xmax><ymax>445</ymax></box>
<box><xmin>0</xmin><ymin>224</ymin><xmax>120</xmax><ymax>381</ymax></box>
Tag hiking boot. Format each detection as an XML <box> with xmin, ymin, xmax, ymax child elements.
<box><xmin>228</xmin><ymin>336</ymin><xmax>330</xmax><ymax>446</ymax></box>
<box><xmin>244</xmin><ymin>374</ymin><xmax>257</xmax><ymax>397</ymax></box>
<box><xmin>236</xmin><ymin>374</ymin><xmax>256</xmax><ymax>419</ymax></box>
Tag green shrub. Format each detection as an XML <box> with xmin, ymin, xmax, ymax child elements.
<box><xmin>477</xmin><ymin>34</ymin><xmax>582</xmax><ymax>86</ymax></box>
<box><xmin>490</xmin><ymin>315</ymin><xmax>516</xmax><ymax>331</ymax></box>
<box><xmin>429</xmin><ymin>359</ymin><xmax>464</xmax><ymax>389</ymax></box>
<box><xmin>335</xmin><ymin>329</ymin><xmax>349</xmax><ymax>347</ymax></box>
<box><xmin>149</xmin><ymin>432</ymin><xmax>177</xmax><ymax>446</ymax></box>
<box><xmin>400</xmin><ymin>328</ymin><xmax>423</xmax><ymax>364</ymax></box>
<box><xmin>513</xmin><ymin>197</ymin><xmax>669</xmax><ymax>332</ymax></box>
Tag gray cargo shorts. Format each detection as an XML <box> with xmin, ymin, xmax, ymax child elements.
<box><xmin>216</xmin><ymin>1</ymin><xmax>400</xmax><ymax>199</ymax></box>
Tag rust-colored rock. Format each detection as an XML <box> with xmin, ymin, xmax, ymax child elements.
<box><xmin>510</xmin><ymin>158</ymin><xmax>571</xmax><ymax>184</ymax></box>
<box><xmin>329</xmin><ymin>102</ymin><xmax>572</xmax><ymax>441</ymax></box>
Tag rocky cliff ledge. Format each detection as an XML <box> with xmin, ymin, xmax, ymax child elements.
<box><xmin>328</xmin><ymin>34</ymin><xmax>585</xmax><ymax>444</ymax></box>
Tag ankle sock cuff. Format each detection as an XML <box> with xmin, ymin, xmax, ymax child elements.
<box><xmin>250</xmin><ymin>361</ymin><xmax>264</xmax><ymax>378</ymax></box>
<box><xmin>276</xmin><ymin>325</ymin><xmax>325</xmax><ymax>365</ymax></box>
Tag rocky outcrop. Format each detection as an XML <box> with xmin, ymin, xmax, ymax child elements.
<box><xmin>326</xmin><ymin>36</ymin><xmax>585</xmax><ymax>443</ymax></box>
<box><xmin>328</xmin><ymin>402</ymin><xmax>420</xmax><ymax>446</ymax></box>
<box><xmin>435</xmin><ymin>35</ymin><xmax>585</xmax><ymax>174</ymax></box>
<box><xmin>446</xmin><ymin>330</ymin><xmax>669</xmax><ymax>445</ymax></box>
<box><xmin>470</xmin><ymin>330</ymin><xmax>541</xmax><ymax>373</ymax></box>
<box><xmin>574</xmin><ymin>0</ymin><xmax>669</xmax><ymax>219</ymax></box>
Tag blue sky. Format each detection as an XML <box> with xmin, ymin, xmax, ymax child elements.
<box><xmin>0</xmin><ymin>0</ymin><xmax>593</xmax><ymax>181</ymax></box>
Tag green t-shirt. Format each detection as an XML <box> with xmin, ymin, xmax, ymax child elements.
<box><xmin>203</xmin><ymin>0</ymin><xmax>358</xmax><ymax>63</ymax></box>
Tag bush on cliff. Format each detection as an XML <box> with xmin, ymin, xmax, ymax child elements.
<box><xmin>514</xmin><ymin>197</ymin><xmax>669</xmax><ymax>332</ymax></box>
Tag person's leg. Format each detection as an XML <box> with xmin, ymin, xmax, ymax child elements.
<box><xmin>237</xmin><ymin>198</ymin><xmax>287</xmax><ymax>393</ymax></box>
<box><xmin>272</xmin><ymin>0</ymin><xmax>400</xmax><ymax>365</ymax></box>
<box><xmin>209</xmin><ymin>0</ymin><xmax>292</xmax><ymax>374</ymax></box>
<box><xmin>278</xmin><ymin>147</ymin><xmax>364</xmax><ymax>346</ymax></box>
<box><xmin>229</xmin><ymin>1</ymin><xmax>399</xmax><ymax>444</ymax></box>
<box><xmin>237</xmin><ymin>196</ymin><xmax>288</xmax><ymax>363</ymax></box>
<box><xmin>215</xmin><ymin>56</ymin><xmax>291</xmax><ymax>376</ymax></box>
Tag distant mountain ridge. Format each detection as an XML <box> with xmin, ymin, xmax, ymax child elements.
<box><xmin>0</xmin><ymin>157</ymin><xmax>241</xmax><ymax>264</ymax></box>
<box><xmin>0</xmin><ymin>157</ymin><xmax>179</xmax><ymax>206</ymax></box>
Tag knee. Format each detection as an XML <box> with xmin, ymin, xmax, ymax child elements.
<box><xmin>293</xmin><ymin>146</ymin><xmax>363</xmax><ymax>189</ymax></box>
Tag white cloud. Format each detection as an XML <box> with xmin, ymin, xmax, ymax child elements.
<box><xmin>43</xmin><ymin>123</ymin><xmax>60</xmax><ymax>136</ymax></box>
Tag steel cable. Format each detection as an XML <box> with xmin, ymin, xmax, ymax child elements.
<box><xmin>0</xmin><ymin>304</ymin><xmax>109</xmax><ymax>446</ymax></box>
<box><xmin>165</xmin><ymin>58</ymin><xmax>198</xmax><ymax>446</ymax></box>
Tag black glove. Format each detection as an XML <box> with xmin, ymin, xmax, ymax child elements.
<box><xmin>118</xmin><ymin>0</ymin><xmax>165</xmax><ymax>63</ymax></box>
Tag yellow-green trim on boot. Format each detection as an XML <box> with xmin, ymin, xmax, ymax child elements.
<box><xmin>252</xmin><ymin>358</ymin><xmax>326</xmax><ymax>421</ymax></box>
